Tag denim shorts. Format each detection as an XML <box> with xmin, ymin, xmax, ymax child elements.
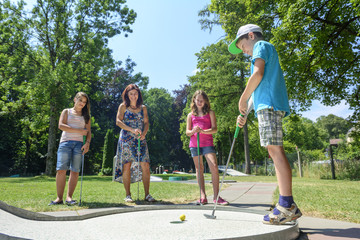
<box><xmin>56</xmin><ymin>141</ymin><xmax>83</xmax><ymax>172</ymax></box>
<box><xmin>190</xmin><ymin>146</ymin><xmax>216</xmax><ymax>157</ymax></box>
<box><xmin>257</xmin><ymin>109</ymin><xmax>285</xmax><ymax>147</ymax></box>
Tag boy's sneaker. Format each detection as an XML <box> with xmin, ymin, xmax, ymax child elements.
<box><xmin>263</xmin><ymin>203</ymin><xmax>302</xmax><ymax>225</ymax></box>
<box><xmin>124</xmin><ymin>195</ymin><xmax>134</xmax><ymax>203</ymax></box>
<box><xmin>214</xmin><ymin>196</ymin><xmax>229</xmax><ymax>205</ymax></box>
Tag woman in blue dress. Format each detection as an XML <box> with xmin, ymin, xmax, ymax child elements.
<box><xmin>115</xmin><ymin>84</ymin><xmax>155</xmax><ymax>203</ymax></box>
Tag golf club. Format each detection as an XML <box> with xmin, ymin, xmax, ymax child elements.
<box><xmin>196</xmin><ymin>133</ymin><xmax>202</xmax><ymax>205</ymax></box>
<box><xmin>78</xmin><ymin>135</ymin><xmax>86</xmax><ymax>206</ymax></box>
<box><xmin>137</xmin><ymin>134</ymin><xmax>140</xmax><ymax>202</ymax></box>
<box><xmin>204</xmin><ymin>112</ymin><xmax>247</xmax><ymax>219</ymax></box>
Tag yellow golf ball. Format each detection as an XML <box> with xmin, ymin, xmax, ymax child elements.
<box><xmin>180</xmin><ymin>214</ymin><xmax>186</xmax><ymax>221</ymax></box>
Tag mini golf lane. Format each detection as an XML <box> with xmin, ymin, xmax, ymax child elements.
<box><xmin>0</xmin><ymin>207</ymin><xmax>299</xmax><ymax>240</ymax></box>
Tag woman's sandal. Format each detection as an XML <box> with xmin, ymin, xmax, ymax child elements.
<box><xmin>48</xmin><ymin>200</ymin><xmax>63</xmax><ymax>206</ymax></box>
<box><xmin>145</xmin><ymin>194</ymin><xmax>156</xmax><ymax>202</ymax></box>
<box><xmin>263</xmin><ymin>203</ymin><xmax>302</xmax><ymax>225</ymax></box>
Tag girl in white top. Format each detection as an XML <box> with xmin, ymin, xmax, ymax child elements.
<box><xmin>49</xmin><ymin>92</ymin><xmax>91</xmax><ymax>206</ymax></box>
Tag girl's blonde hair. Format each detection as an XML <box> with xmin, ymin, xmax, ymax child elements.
<box><xmin>74</xmin><ymin>92</ymin><xmax>91</xmax><ymax>124</ymax></box>
<box><xmin>190</xmin><ymin>90</ymin><xmax>211</xmax><ymax>116</ymax></box>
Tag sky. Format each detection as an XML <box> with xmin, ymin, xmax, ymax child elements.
<box><xmin>24</xmin><ymin>0</ymin><xmax>354</xmax><ymax>122</ymax></box>
<box><xmin>107</xmin><ymin>0</ymin><xmax>224</xmax><ymax>91</ymax></box>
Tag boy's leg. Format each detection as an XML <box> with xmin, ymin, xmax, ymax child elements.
<box><xmin>267</xmin><ymin>145</ymin><xmax>292</xmax><ymax>196</ymax></box>
<box><xmin>258</xmin><ymin>109</ymin><xmax>301</xmax><ymax>224</ymax></box>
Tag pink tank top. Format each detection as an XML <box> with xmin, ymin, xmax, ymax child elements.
<box><xmin>189</xmin><ymin>113</ymin><xmax>214</xmax><ymax>148</ymax></box>
<box><xmin>60</xmin><ymin>108</ymin><xmax>85</xmax><ymax>143</ymax></box>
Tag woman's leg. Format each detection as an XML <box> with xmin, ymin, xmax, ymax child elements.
<box><xmin>122</xmin><ymin>162</ymin><xmax>132</xmax><ymax>196</ymax></box>
<box><xmin>66</xmin><ymin>171</ymin><xmax>79</xmax><ymax>201</ymax></box>
<box><xmin>141</xmin><ymin>162</ymin><xmax>150</xmax><ymax>197</ymax></box>
<box><xmin>192</xmin><ymin>155</ymin><xmax>206</xmax><ymax>198</ymax></box>
<box><xmin>55</xmin><ymin>170</ymin><xmax>66</xmax><ymax>202</ymax></box>
<box><xmin>66</xmin><ymin>141</ymin><xmax>82</xmax><ymax>202</ymax></box>
<box><xmin>204</xmin><ymin>153</ymin><xmax>219</xmax><ymax>199</ymax></box>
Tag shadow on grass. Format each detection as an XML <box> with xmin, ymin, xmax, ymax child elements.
<box><xmin>79</xmin><ymin>202</ymin><xmax>127</xmax><ymax>208</ymax></box>
<box><xmin>77</xmin><ymin>200</ymin><xmax>177</xmax><ymax>209</ymax></box>
<box><xmin>0</xmin><ymin>175</ymin><xmax>115</xmax><ymax>183</ymax></box>
<box><xmin>133</xmin><ymin>200</ymin><xmax>176</xmax><ymax>205</ymax></box>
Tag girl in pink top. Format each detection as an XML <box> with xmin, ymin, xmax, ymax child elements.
<box><xmin>186</xmin><ymin>90</ymin><xmax>228</xmax><ymax>205</ymax></box>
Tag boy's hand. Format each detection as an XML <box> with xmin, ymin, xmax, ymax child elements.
<box><xmin>239</xmin><ymin>99</ymin><xmax>248</xmax><ymax>116</ymax></box>
<box><xmin>237</xmin><ymin>113</ymin><xmax>247</xmax><ymax>128</ymax></box>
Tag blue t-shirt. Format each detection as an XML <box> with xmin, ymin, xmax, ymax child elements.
<box><xmin>251</xmin><ymin>40</ymin><xmax>290</xmax><ymax>117</ymax></box>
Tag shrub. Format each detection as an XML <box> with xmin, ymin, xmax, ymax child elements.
<box><xmin>101</xmin><ymin>129</ymin><xmax>115</xmax><ymax>176</ymax></box>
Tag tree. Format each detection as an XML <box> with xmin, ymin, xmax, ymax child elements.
<box><xmin>101</xmin><ymin>129</ymin><xmax>115</xmax><ymax>175</ymax></box>
<box><xmin>0</xmin><ymin>1</ymin><xmax>48</xmax><ymax>175</ymax></box>
<box><xmin>283</xmin><ymin>116</ymin><xmax>327</xmax><ymax>151</ymax></box>
<box><xmin>316</xmin><ymin>114</ymin><xmax>352</xmax><ymax>139</ymax></box>
<box><xmin>200</xmin><ymin>0</ymin><xmax>360</xmax><ymax>123</ymax></box>
<box><xmin>144</xmin><ymin>88</ymin><xmax>178</xmax><ymax>168</ymax></box>
<box><xmin>1</xmin><ymin>0</ymin><xmax>137</xmax><ymax>175</ymax></box>
<box><xmin>171</xmin><ymin>85</ymin><xmax>194</xmax><ymax>171</ymax></box>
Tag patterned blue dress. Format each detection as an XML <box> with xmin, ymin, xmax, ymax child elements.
<box><xmin>114</xmin><ymin>107</ymin><xmax>150</xmax><ymax>183</ymax></box>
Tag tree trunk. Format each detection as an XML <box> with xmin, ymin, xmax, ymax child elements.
<box><xmin>243</xmin><ymin>122</ymin><xmax>251</xmax><ymax>174</ymax></box>
<box><xmin>45</xmin><ymin>104</ymin><xmax>58</xmax><ymax>176</ymax></box>
<box><xmin>24</xmin><ymin>138</ymin><xmax>30</xmax><ymax>176</ymax></box>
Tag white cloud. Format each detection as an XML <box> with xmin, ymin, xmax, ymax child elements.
<box><xmin>191</xmin><ymin>68</ymin><xmax>200</xmax><ymax>75</ymax></box>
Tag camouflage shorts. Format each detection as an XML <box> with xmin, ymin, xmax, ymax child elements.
<box><xmin>257</xmin><ymin>109</ymin><xmax>285</xmax><ymax>147</ymax></box>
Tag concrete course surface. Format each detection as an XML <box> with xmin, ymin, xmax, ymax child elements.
<box><xmin>0</xmin><ymin>181</ymin><xmax>359</xmax><ymax>240</ymax></box>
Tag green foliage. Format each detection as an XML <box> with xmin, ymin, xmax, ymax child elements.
<box><xmin>316</xmin><ymin>114</ymin><xmax>352</xmax><ymax>139</ymax></box>
<box><xmin>0</xmin><ymin>0</ymin><xmax>139</xmax><ymax>176</ymax></box>
<box><xmin>101</xmin><ymin>167</ymin><xmax>113</xmax><ymax>176</ymax></box>
<box><xmin>144</xmin><ymin>88</ymin><xmax>191</xmax><ymax>169</ymax></box>
<box><xmin>201</xmin><ymin>0</ymin><xmax>360</xmax><ymax>121</ymax></box>
<box><xmin>283</xmin><ymin>115</ymin><xmax>327</xmax><ymax>151</ymax></box>
<box><xmin>101</xmin><ymin>129</ymin><xmax>115</xmax><ymax>175</ymax></box>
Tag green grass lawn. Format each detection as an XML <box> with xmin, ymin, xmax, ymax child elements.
<box><xmin>0</xmin><ymin>175</ymin><xmax>359</xmax><ymax>223</ymax></box>
<box><xmin>223</xmin><ymin>175</ymin><xmax>360</xmax><ymax>223</ymax></box>
<box><xmin>0</xmin><ymin>175</ymin><xmax>213</xmax><ymax>212</ymax></box>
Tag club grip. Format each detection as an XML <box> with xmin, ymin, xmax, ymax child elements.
<box><xmin>83</xmin><ymin>135</ymin><xmax>86</xmax><ymax>145</ymax></box>
<box><xmin>234</xmin><ymin>126</ymin><xmax>240</xmax><ymax>138</ymax></box>
<box><xmin>197</xmin><ymin>133</ymin><xmax>200</xmax><ymax>155</ymax></box>
<box><xmin>138</xmin><ymin>134</ymin><xmax>141</xmax><ymax>152</ymax></box>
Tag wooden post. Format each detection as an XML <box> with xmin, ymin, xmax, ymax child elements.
<box><xmin>265</xmin><ymin>156</ymin><xmax>267</xmax><ymax>176</ymax></box>
<box><xmin>329</xmin><ymin>145</ymin><xmax>336</xmax><ymax>180</ymax></box>
<box><xmin>296</xmin><ymin>146</ymin><xmax>303</xmax><ymax>178</ymax></box>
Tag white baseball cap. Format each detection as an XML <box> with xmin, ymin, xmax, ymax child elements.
<box><xmin>228</xmin><ymin>24</ymin><xmax>263</xmax><ymax>54</ymax></box>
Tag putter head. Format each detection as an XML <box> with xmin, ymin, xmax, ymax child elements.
<box><xmin>204</xmin><ymin>213</ymin><xmax>216</xmax><ymax>219</ymax></box>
